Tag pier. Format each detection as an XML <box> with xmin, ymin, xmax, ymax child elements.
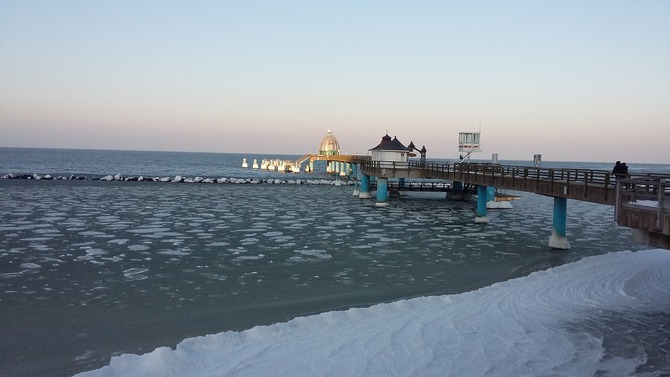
<box><xmin>298</xmin><ymin>153</ymin><xmax>669</xmax><ymax>250</ymax></box>
<box><xmin>359</xmin><ymin>159</ymin><xmax>670</xmax><ymax>250</ymax></box>
<box><xmin>244</xmin><ymin>129</ymin><xmax>669</xmax><ymax>250</ymax></box>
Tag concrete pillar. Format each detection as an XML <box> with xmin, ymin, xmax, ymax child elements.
<box><xmin>352</xmin><ymin>164</ymin><xmax>360</xmax><ymax>196</ymax></box>
<box><xmin>339</xmin><ymin>162</ymin><xmax>346</xmax><ymax>177</ymax></box>
<box><xmin>549</xmin><ymin>197</ymin><xmax>571</xmax><ymax>249</ymax></box>
<box><xmin>359</xmin><ymin>174</ymin><xmax>372</xmax><ymax>199</ymax></box>
<box><xmin>475</xmin><ymin>185</ymin><xmax>489</xmax><ymax>223</ymax></box>
<box><xmin>376</xmin><ymin>177</ymin><xmax>389</xmax><ymax>207</ymax></box>
<box><xmin>448</xmin><ymin>181</ymin><xmax>464</xmax><ymax>200</ymax></box>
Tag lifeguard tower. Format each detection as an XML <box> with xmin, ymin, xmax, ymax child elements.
<box><xmin>458</xmin><ymin>131</ymin><xmax>481</xmax><ymax>161</ymax></box>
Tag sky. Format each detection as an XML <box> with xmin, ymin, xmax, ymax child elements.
<box><xmin>1</xmin><ymin>1</ymin><xmax>669</xmax><ymax>163</ymax></box>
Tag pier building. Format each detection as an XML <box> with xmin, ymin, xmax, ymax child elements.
<box><xmin>319</xmin><ymin>129</ymin><xmax>341</xmax><ymax>157</ymax></box>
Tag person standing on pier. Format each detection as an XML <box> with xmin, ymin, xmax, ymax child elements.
<box><xmin>612</xmin><ymin>161</ymin><xmax>625</xmax><ymax>178</ymax></box>
<box><xmin>612</xmin><ymin>161</ymin><xmax>630</xmax><ymax>188</ymax></box>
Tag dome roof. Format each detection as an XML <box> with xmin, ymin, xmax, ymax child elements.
<box><xmin>319</xmin><ymin>129</ymin><xmax>340</xmax><ymax>156</ymax></box>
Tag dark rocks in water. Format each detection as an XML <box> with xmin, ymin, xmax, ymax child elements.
<box><xmin>1</xmin><ymin>173</ymin><xmax>90</xmax><ymax>180</ymax></box>
<box><xmin>1</xmin><ymin>173</ymin><xmax>350</xmax><ymax>186</ymax></box>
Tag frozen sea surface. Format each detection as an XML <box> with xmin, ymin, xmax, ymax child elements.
<box><xmin>0</xmin><ymin>179</ymin><xmax>658</xmax><ymax>376</ymax></box>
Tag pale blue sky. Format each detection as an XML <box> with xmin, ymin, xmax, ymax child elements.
<box><xmin>1</xmin><ymin>1</ymin><xmax>668</xmax><ymax>163</ymax></box>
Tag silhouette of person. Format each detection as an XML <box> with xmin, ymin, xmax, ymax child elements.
<box><xmin>621</xmin><ymin>162</ymin><xmax>629</xmax><ymax>181</ymax></box>
<box><xmin>612</xmin><ymin>161</ymin><xmax>628</xmax><ymax>178</ymax></box>
<box><xmin>613</xmin><ymin>161</ymin><xmax>630</xmax><ymax>188</ymax></box>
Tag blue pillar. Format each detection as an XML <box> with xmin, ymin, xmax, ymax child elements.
<box><xmin>376</xmin><ymin>177</ymin><xmax>389</xmax><ymax>207</ymax></box>
<box><xmin>549</xmin><ymin>197</ymin><xmax>571</xmax><ymax>249</ymax></box>
<box><xmin>486</xmin><ymin>187</ymin><xmax>496</xmax><ymax>202</ymax></box>
<box><xmin>475</xmin><ymin>185</ymin><xmax>489</xmax><ymax>223</ymax></box>
<box><xmin>398</xmin><ymin>177</ymin><xmax>406</xmax><ymax>188</ymax></box>
<box><xmin>359</xmin><ymin>174</ymin><xmax>372</xmax><ymax>199</ymax></box>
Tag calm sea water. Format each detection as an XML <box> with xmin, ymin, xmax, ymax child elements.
<box><xmin>0</xmin><ymin>148</ymin><xmax>667</xmax><ymax>376</ymax></box>
<box><xmin>2</xmin><ymin>147</ymin><xmax>668</xmax><ymax>178</ymax></box>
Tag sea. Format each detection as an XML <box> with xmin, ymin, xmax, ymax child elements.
<box><xmin>1</xmin><ymin>147</ymin><xmax>669</xmax><ymax>377</ymax></box>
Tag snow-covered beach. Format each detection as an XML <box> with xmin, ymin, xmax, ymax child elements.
<box><xmin>78</xmin><ymin>249</ymin><xmax>670</xmax><ymax>377</ymax></box>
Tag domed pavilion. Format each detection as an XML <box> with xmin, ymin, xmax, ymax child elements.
<box><xmin>319</xmin><ymin>129</ymin><xmax>340</xmax><ymax>157</ymax></box>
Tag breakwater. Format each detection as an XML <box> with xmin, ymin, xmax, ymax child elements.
<box><xmin>1</xmin><ymin>173</ymin><xmax>352</xmax><ymax>185</ymax></box>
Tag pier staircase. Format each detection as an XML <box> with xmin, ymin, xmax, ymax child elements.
<box><xmin>295</xmin><ymin>154</ymin><xmax>314</xmax><ymax>167</ymax></box>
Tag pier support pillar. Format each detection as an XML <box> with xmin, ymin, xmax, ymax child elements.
<box><xmin>486</xmin><ymin>187</ymin><xmax>496</xmax><ymax>202</ymax></box>
<box><xmin>359</xmin><ymin>174</ymin><xmax>372</xmax><ymax>199</ymax></box>
<box><xmin>475</xmin><ymin>185</ymin><xmax>489</xmax><ymax>223</ymax></box>
<box><xmin>449</xmin><ymin>181</ymin><xmax>464</xmax><ymax>200</ymax></box>
<box><xmin>549</xmin><ymin>197</ymin><xmax>571</xmax><ymax>250</ymax></box>
<box><xmin>376</xmin><ymin>177</ymin><xmax>389</xmax><ymax>207</ymax></box>
<box><xmin>352</xmin><ymin>164</ymin><xmax>360</xmax><ymax>196</ymax></box>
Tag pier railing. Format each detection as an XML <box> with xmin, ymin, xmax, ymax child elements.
<box><xmin>616</xmin><ymin>175</ymin><xmax>670</xmax><ymax>238</ymax></box>
<box><xmin>362</xmin><ymin>160</ymin><xmax>620</xmax><ymax>204</ymax></box>
<box><xmin>313</xmin><ymin>154</ymin><xmax>371</xmax><ymax>163</ymax></box>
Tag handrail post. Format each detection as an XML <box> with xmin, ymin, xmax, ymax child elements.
<box><xmin>657</xmin><ymin>179</ymin><xmax>664</xmax><ymax>231</ymax></box>
<box><xmin>615</xmin><ymin>179</ymin><xmax>621</xmax><ymax>222</ymax></box>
